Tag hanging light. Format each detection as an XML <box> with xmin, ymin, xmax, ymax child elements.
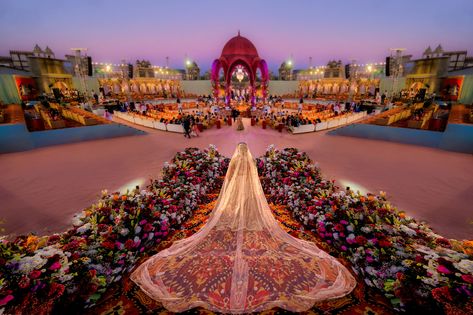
<box><xmin>236</xmin><ymin>68</ymin><xmax>245</xmax><ymax>82</ymax></box>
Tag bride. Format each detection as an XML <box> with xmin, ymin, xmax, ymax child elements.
<box><xmin>131</xmin><ymin>143</ymin><xmax>355</xmax><ymax>313</ymax></box>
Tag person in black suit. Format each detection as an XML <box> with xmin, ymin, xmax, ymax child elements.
<box><xmin>183</xmin><ymin>116</ymin><xmax>191</xmax><ymax>138</ymax></box>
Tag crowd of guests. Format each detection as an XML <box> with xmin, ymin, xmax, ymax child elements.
<box><xmin>253</xmin><ymin>101</ymin><xmax>363</xmax><ymax>127</ymax></box>
<box><xmin>106</xmin><ymin>95</ymin><xmax>376</xmax><ymax>133</ymax></box>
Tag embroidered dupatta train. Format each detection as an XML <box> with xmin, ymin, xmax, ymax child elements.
<box><xmin>131</xmin><ymin>143</ymin><xmax>355</xmax><ymax>313</ymax></box>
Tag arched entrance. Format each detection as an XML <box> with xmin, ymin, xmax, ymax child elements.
<box><xmin>211</xmin><ymin>32</ymin><xmax>269</xmax><ymax>105</ymax></box>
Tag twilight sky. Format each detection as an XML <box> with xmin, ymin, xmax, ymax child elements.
<box><xmin>1</xmin><ymin>0</ymin><xmax>473</xmax><ymax>72</ymax></box>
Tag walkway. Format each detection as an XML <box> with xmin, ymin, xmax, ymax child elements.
<box><xmin>1</xmin><ymin>118</ymin><xmax>472</xmax><ymax>239</ymax></box>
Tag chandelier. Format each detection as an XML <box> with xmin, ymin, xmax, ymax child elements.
<box><xmin>235</xmin><ymin>67</ymin><xmax>245</xmax><ymax>82</ymax></box>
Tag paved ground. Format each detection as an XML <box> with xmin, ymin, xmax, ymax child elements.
<box><xmin>1</xmin><ymin>118</ymin><xmax>472</xmax><ymax>239</ymax></box>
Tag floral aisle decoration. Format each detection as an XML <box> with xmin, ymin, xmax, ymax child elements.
<box><xmin>0</xmin><ymin>145</ymin><xmax>229</xmax><ymax>314</ymax></box>
<box><xmin>257</xmin><ymin>145</ymin><xmax>473</xmax><ymax>313</ymax></box>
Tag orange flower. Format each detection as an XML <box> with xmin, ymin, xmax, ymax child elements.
<box><xmin>113</xmin><ymin>194</ymin><xmax>119</xmax><ymax>201</ymax></box>
<box><xmin>462</xmin><ymin>240</ymin><xmax>473</xmax><ymax>256</ymax></box>
<box><xmin>121</xmin><ymin>195</ymin><xmax>127</xmax><ymax>201</ymax></box>
<box><xmin>359</xmin><ymin>196</ymin><xmax>366</xmax><ymax>203</ymax></box>
<box><xmin>398</xmin><ymin>212</ymin><xmax>406</xmax><ymax>219</ymax></box>
<box><xmin>25</xmin><ymin>235</ymin><xmax>39</xmax><ymax>251</ymax></box>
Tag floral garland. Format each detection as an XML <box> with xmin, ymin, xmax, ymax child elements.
<box><xmin>257</xmin><ymin>145</ymin><xmax>473</xmax><ymax>313</ymax></box>
<box><xmin>0</xmin><ymin>145</ymin><xmax>229</xmax><ymax>314</ymax></box>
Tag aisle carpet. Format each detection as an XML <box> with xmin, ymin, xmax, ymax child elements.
<box><xmin>86</xmin><ymin>192</ymin><xmax>395</xmax><ymax>315</ymax></box>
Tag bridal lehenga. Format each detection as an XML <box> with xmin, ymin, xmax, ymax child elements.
<box><xmin>131</xmin><ymin>143</ymin><xmax>356</xmax><ymax>313</ymax></box>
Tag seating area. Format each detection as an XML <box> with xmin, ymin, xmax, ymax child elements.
<box><xmin>372</xmin><ymin>105</ymin><xmax>412</xmax><ymax>126</ymax></box>
<box><xmin>62</xmin><ymin>108</ymin><xmax>99</xmax><ymax>126</ymax></box>
<box><xmin>38</xmin><ymin>109</ymin><xmax>66</xmax><ymax>129</ymax></box>
<box><xmin>25</xmin><ymin>103</ymin><xmax>105</xmax><ymax>130</ymax></box>
<box><xmin>290</xmin><ymin>111</ymin><xmax>368</xmax><ymax>134</ymax></box>
<box><xmin>114</xmin><ymin>111</ymin><xmax>185</xmax><ymax>133</ymax></box>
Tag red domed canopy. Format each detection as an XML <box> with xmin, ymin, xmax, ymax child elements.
<box><xmin>211</xmin><ymin>32</ymin><xmax>269</xmax><ymax>105</ymax></box>
<box><xmin>221</xmin><ymin>32</ymin><xmax>259</xmax><ymax>57</ymax></box>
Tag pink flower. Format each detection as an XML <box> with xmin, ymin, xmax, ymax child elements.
<box><xmin>49</xmin><ymin>261</ymin><xmax>61</xmax><ymax>271</ymax></box>
<box><xmin>366</xmin><ymin>256</ymin><xmax>374</xmax><ymax>263</ymax></box>
<box><xmin>437</xmin><ymin>265</ymin><xmax>451</xmax><ymax>274</ymax></box>
<box><xmin>0</xmin><ymin>294</ymin><xmax>14</xmax><ymax>306</ymax></box>
<box><xmin>341</xmin><ymin>245</ymin><xmax>347</xmax><ymax>251</ymax></box>
<box><xmin>340</xmin><ymin>220</ymin><xmax>349</xmax><ymax>225</ymax></box>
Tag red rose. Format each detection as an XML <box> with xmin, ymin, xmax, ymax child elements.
<box><xmin>48</xmin><ymin>282</ymin><xmax>65</xmax><ymax>299</ymax></box>
<box><xmin>415</xmin><ymin>255</ymin><xmax>424</xmax><ymax>263</ymax></box>
<box><xmin>29</xmin><ymin>270</ymin><xmax>42</xmax><ymax>279</ymax></box>
<box><xmin>47</xmin><ymin>235</ymin><xmax>61</xmax><ymax>245</ymax></box>
<box><xmin>396</xmin><ymin>272</ymin><xmax>405</xmax><ymax>281</ymax></box>
<box><xmin>18</xmin><ymin>275</ymin><xmax>30</xmax><ymax>289</ymax></box>
<box><xmin>432</xmin><ymin>286</ymin><xmax>453</xmax><ymax>302</ymax></box>
<box><xmin>378</xmin><ymin>239</ymin><xmax>392</xmax><ymax>248</ymax></box>
<box><xmin>355</xmin><ymin>235</ymin><xmax>368</xmax><ymax>246</ymax></box>
<box><xmin>101</xmin><ymin>240</ymin><xmax>115</xmax><ymax>250</ymax></box>
<box><xmin>89</xmin><ymin>269</ymin><xmax>97</xmax><ymax>278</ymax></box>
<box><xmin>97</xmin><ymin>224</ymin><xmax>109</xmax><ymax>232</ymax></box>
<box><xmin>461</xmin><ymin>274</ymin><xmax>473</xmax><ymax>284</ymax></box>
<box><xmin>143</xmin><ymin>223</ymin><xmax>154</xmax><ymax>232</ymax></box>
<box><xmin>435</xmin><ymin>238</ymin><xmax>452</xmax><ymax>248</ymax></box>
<box><xmin>124</xmin><ymin>239</ymin><xmax>135</xmax><ymax>250</ymax></box>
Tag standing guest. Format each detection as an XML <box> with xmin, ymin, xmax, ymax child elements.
<box><xmin>232</xmin><ymin>108</ymin><xmax>239</xmax><ymax>122</ymax></box>
<box><xmin>177</xmin><ymin>97</ymin><xmax>182</xmax><ymax>114</ymax></box>
<box><xmin>192</xmin><ymin>117</ymin><xmax>200</xmax><ymax>137</ymax></box>
<box><xmin>92</xmin><ymin>90</ymin><xmax>99</xmax><ymax>104</ymax></box>
<box><xmin>183</xmin><ymin>116</ymin><xmax>191</xmax><ymax>138</ymax></box>
<box><xmin>381</xmin><ymin>91</ymin><xmax>387</xmax><ymax>104</ymax></box>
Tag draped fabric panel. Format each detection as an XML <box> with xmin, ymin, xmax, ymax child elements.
<box><xmin>0</xmin><ymin>75</ymin><xmax>21</xmax><ymax>104</ymax></box>
<box><xmin>131</xmin><ymin>143</ymin><xmax>356</xmax><ymax>313</ymax></box>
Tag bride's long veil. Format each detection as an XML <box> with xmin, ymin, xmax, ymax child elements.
<box><xmin>131</xmin><ymin>143</ymin><xmax>356</xmax><ymax>313</ymax></box>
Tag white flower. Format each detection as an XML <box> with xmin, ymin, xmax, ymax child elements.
<box><xmin>408</xmin><ymin>222</ymin><xmax>419</xmax><ymax>229</ymax></box>
<box><xmin>361</xmin><ymin>226</ymin><xmax>372</xmax><ymax>233</ymax></box>
<box><xmin>77</xmin><ymin>223</ymin><xmax>91</xmax><ymax>234</ymax></box>
<box><xmin>71</xmin><ymin>212</ymin><xmax>86</xmax><ymax>226</ymax></box>
<box><xmin>454</xmin><ymin>259</ymin><xmax>473</xmax><ymax>274</ymax></box>
<box><xmin>119</xmin><ymin>228</ymin><xmax>130</xmax><ymax>236</ymax></box>
<box><xmin>400</xmin><ymin>225</ymin><xmax>417</xmax><ymax>236</ymax></box>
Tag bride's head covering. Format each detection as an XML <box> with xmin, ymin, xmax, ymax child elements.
<box><xmin>237</xmin><ymin>142</ymin><xmax>249</xmax><ymax>155</ymax></box>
